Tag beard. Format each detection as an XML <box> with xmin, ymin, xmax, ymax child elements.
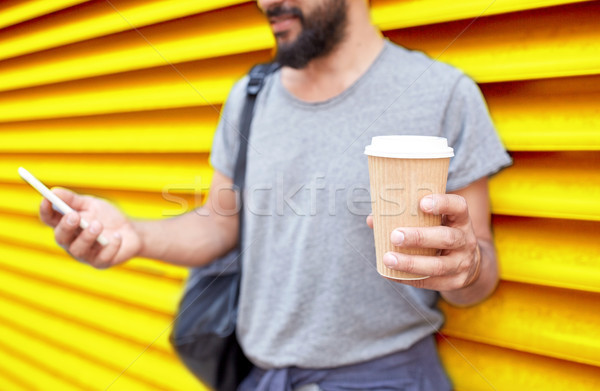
<box><xmin>266</xmin><ymin>0</ymin><xmax>348</xmax><ymax>69</ymax></box>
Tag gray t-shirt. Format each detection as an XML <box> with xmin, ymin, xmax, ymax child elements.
<box><xmin>210</xmin><ymin>40</ymin><xmax>511</xmax><ymax>369</ymax></box>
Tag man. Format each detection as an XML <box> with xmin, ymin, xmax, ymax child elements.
<box><xmin>41</xmin><ymin>0</ymin><xmax>511</xmax><ymax>389</ymax></box>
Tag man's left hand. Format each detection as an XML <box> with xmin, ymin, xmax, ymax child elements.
<box><xmin>367</xmin><ymin>194</ymin><xmax>481</xmax><ymax>291</ymax></box>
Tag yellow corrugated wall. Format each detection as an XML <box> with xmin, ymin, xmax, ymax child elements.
<box><xmin>0</xmin><ymin>0</ymin><xmax>598</xmax><ymax>390</ymax></box>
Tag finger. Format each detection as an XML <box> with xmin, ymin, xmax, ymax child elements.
<box><xmin>420</xmin><ymin>194</ymin><xmax>469</xmax><ymax>225</ymax></box>
<box><xmin>391</xmin><ymin>226</ymin><xmax>466</xmax><ymax>250</ymax></box>
<box><xmin>50</xmin><ymin>187</ymin><xmax>88</xmax><ymax>211</ymax></box>
<box><xmin>40</xmin><ymin>198</ymin><xmax>63</xmax><ymax>227</ymax></box>
<box><xmin>54</xmin><ymin>212</ymin><xmax>81</xmax><ymax>247</ymax></box>
<box><xmin>387</xmin><ymin>275</ymin><xmax>464</xmax><ymax>292</ymax></box>
<box><xmin>366</xmin><ymin>214</ymin><xmax>373</xmax><ymax>229</ymax></box>
<box><xmin>90</xmin><ymin>233</ymin><xmax>122</xmax><ymax>269</ymax></box>
<box><xmin>382</xmin><ymin>251</ymin><xmax>455</xmax><ymax>277</ymax></box>
<box><xmin>68</xmin><ymin>220</ymin><xmax>104</xmax><ymax>261</ymax></box>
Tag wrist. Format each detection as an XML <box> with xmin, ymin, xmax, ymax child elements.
<box><xmin>441</xmin><ymin>239</ymin><xmax>498</xmax><ymax>307</ymax></box>
<box><xmin>131</xmin><ymin>219</ymin><xmax>152</xmax><ymax>259</ymax></box>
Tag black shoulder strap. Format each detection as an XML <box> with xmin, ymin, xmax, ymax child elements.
<box><xmin>232</xmin><ymin>62</ymin><xmax>280</xmax><ymax>234</ymax></box>
<box><xmin>232</xmin><ymin>62</ymin><xmax>280</xmax><ymax>191</ymax></box>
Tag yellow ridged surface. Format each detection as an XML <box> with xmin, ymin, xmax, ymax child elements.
<box><xmin>0</xmin><ymin>341</ymin><xmax>83</xmax><ymax>391</ymax></box>
<box><xmin>0</xmin><ymin>0</ymin><xmax>89</xmax><ymax>30</ymax></box>
<box><xmin>386</xmin><ymin>1</ymin><xmax>600</xmax><ymax>82</ymax></box>
<box><xmin>0</xmin><ymin>0</ymin><xmax>248</xmax><ymax>61</ymax></box>
<box><xmin>0</xmin><ymin>3</ymin><xmax>272</xmax><ymax>92</ymax></box>
<box><xmin>370</xmin><ymin>0</ymin><xmax>594</xmax><ymax>30</ymax></box>
<box><xmin>493</xmin><ymin>216</ymin><xmax>600</xmax><ymax>293</ymax></box>
<box><xmin>489</xmin><ymin>152</ymin><xmax>600</xmax><ymax>221</ymax></box>
<box><xmin>440</xmin><ymin>281</ymin><xmax>600</xmax><ymax>367</ymax></box>
<box><xmin>0</xmin><ymin>320</ymin><xmax>152</xmax><ymax>390</ymax></box>
<box><xmin>0</xmin><ymin>51</ymin><xmax>270</xmax><ymax>121</ymax></box>
<box><xmin>1</xmin><ymin>0</ymin><xmax>599</xmax><ymax>389</ymax></box>
<box><xmin>0</xmin><ymin>367</ymin><xmax>30</xmax><ymax>391</ymax></box>
<box><xmin>0</xmin><ymin>266</ymin><xmax>173</xmax><ymax>352</ymax></box>
<box><xmin>0</xmin><ymin>107</ymin><xmax>220</xmax><ymax>153</ymax></box>
<box><xmin>483</xmin><ymin>75</ymin><xmax>600</xmax><ymax>150</ymax></box>
<box><xmin>2</xmin><ymin>0</ymin><xmax>590</xmax><ymax>65</ymax></box>
<box><xmin>0</xmin><ymin>295</ymin><xmax>204</xmax><ymax>390</ymax></box>
<box><xmin>438</xmin><ymin>336</ymin><xmax>600</xmax><ymax>391</ymax></box>
<box><xmin>0</xmin><ymin>243</ymin><xmax>181</xmax><ymax>314</ymax></box>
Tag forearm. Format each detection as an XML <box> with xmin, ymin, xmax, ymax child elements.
<box><xmin>132</xmin><ymin>208</ymin><xmax>238</xmax><ymax>267</ymax></box>
<box><xmin>440</xmin><ymin>239</ymin><xmax>499</xmax><ymax>307</ymax></box>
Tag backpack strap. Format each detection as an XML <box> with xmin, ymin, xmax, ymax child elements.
<box><xmin>233</xmin><ymin>62</ymin><xmax>280</xmax><ymax>192</ymax></box>
<box><xmin>233</xmin><ymin>62</ymin><xmax>281</xmax><ymax>237</ymax></box>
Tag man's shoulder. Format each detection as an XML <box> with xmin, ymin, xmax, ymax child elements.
<box><xmin>382</xmin><ymin>40</ymin><xmax>465</xmax><ymax>87</ymax></box>
<box><xmin>225</xmin><ymin>74</ymin><xmax>251</xmax><ymax>104</ymax></box>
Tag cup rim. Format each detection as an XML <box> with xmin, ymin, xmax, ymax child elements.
<box><xmin>364</xmin><ymin>135</ymin><xmax>454</xmax><ymax>159</ymax></box>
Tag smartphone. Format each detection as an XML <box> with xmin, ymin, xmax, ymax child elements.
<box><xmin>18</xmin><ymin>167</ymin><xmax>109</xmax><ymax>246</ymax></box>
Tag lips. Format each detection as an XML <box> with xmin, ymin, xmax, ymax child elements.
<box><xmin>269</xmin><ymin>13</ymin><xmax>298</xmax><ymax>35</ymax></box>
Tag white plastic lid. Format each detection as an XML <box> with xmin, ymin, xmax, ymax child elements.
<box><xmin>364</xmin><ymin>135</ymin><xmax>454</xmax><ymax>159</ymax></box>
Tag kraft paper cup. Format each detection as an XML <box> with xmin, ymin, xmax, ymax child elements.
<box><xmin>365</xmin><ymin>136</ymin><xmax>454</xmax><ymax>280</ymax></box>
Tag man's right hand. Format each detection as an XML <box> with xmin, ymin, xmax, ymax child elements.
<box><xmin>40</xmin><ymin>188</ymin><xmax>142</xmax><ymax>269</ymax></box>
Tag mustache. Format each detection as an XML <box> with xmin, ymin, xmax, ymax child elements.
<box><xmin>265</xmin><ymin>5</ymin><xmax>304</xmax><ymax>20</ymax></box>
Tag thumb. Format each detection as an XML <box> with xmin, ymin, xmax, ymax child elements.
<box><xmin>51</xmin><ymin>187</ymin><xmax>87</xmax><ymax>211</ymax></box>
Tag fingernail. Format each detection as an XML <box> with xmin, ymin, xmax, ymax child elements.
<box><xmin>67</xmin><ymin>214</ymin><xmax>78</xmax><ymax>226</ymax></box>
<box><xmin>89</xmin><ymin>221</ymin><xmax>101</xmax><ymax>235</ymax></box>
<box><xmin>391</xmin><ymin>230</ymin><xmax>404</xmax><ymax>245</ymax></box>
<box><xmin>421</xmin><ymin>196</ymin><xmax>434</xmax><ymax>212</ymax></box>
<box><xmin>113</xmin><ymin>232</ymin><xmax>122</xmax><ymax>240</ymax></box>
<box><xmin>383</xmin><ymin>252</ymin><xmax>398</xmax><ymax>267</ymax></box>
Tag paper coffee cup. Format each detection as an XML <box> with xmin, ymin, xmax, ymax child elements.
<box><xmin>365</xmin><ymin>136</ymin><xmax>454</xmax><ymax>280</ymax></box>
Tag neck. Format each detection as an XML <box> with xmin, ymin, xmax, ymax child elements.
<box><xmin>280</xmin><ymin>3</ymin><xmax>384</xmax><ymax>102</ymax></box>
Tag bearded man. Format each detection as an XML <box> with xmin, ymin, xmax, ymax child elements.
<box><xmin>40</xmin><ymin>1</ymin><xmax>511</xmax><ymax>389</ymax></box>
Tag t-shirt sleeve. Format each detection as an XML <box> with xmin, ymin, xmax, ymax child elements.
<box><xmin>209</xmin><ymin>76</ymin><xmax>249</xmax><ymax>179</ymax></box>
<box><xmin>443</xmin><ymin>76</ymin><xmax>512</xmax><ymax>191</ymax></box>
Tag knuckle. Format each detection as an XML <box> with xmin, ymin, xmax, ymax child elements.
<box><xmin>466</xmin><ymin>236</ymin><xmax>478</xmax><ymax>253</ymax></box>
<box><xmin>54</xmin><ymin>230</ymin><xmax>64</xmax><ymax>245</ymax></box>
<box><xmin>441</xmin><ymin>229</ymin><xmax>456</xmax><ymax>248</ymax></box>
<box><xmin>95</xmin><ymin>253</ymin><xmax>109</xmax><ymax>265</ymax></box>
<box><xmin>433</xmin><ymin>258</ymin><xmax>446</xmax><ymax>276</ymax></box>
<box><xmin>456</xmin><ymin>196</ymin><xmax>469</xmax><ymax>214</ymax></box>
<box><xmin>456</xmin><ymin>231</ymin><xmax>468</xmax><ymax>249</ymax></box>
<box><xmin>458</xmin><ymin>256</ymin><xmax>471</xmax><ymax>274</ymax></box>
<box><xmin>412</xmin><ymin>230</ymin><xmax>426</xmax><ymax>247</ymax></box>
<box><xmin>404</xmin><ymin>256</ymin><xmax>417</xmax><ymax>273</ymax></box>
<box><xmin>68</xmin><ymin>245</ymin><xmax>85</xmax><ymax>260</ymax></box>
<box><xmin>39</xmin><ymin>211</ymin><xmax>51</xmax><ymax>225</ymax></box>
<box><xmin>438</xmin><ymin>195</ymin><xmax>450</xmax><ymax>209</ymax></box>
<box><xmin>79</xmin><ymin>230</ymin><xmax>98</xmax><ymax>244</ymax></box>
<box><xmin>455</xmin><ymin>254</ymin><xmax>473</xmax><ymax>278</ymax></box>
<box><xmin>460</xmin><ymin>233</ymin><xmax>469</xmax><ymax>248</ymax></box>
<box><xmin>68</xmin><ymin>236</ymin><xmax>96</xmax><ymax>260</ymax></box>
<box><xmin>54</xmin><ymin>229</ymin><xmax>71</xmax><ymax>246</ymax></box>
<box><xmin>96</xmin><ymin>250</ymin><xmax>114</xmax><ymax>266</ymax></box>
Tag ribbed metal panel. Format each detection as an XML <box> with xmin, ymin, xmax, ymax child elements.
<box><xmin>0</xmin><ymin>0</ymin><xmax>598</xmax><ymax>389</ymax></box>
